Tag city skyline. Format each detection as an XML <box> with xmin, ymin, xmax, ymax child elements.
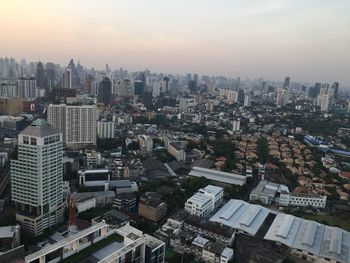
<box><xmin>0</xmin><ymin>0</ymin><xmax>350</xmax><ymax>86</ymax></box>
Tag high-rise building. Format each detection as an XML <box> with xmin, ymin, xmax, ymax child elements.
<box><xmin>188</xmin><ymin>80</ymin><xmax>197</xmax><ymax>94</ymax></box>
<box><xmin>84</xmin><ymin>74</ymin><xmax>93</xmax><ymax>93</ymax></box>
<box><xmin>35</xmin><ymin>62</ymin><xmax>47</xmax><ymax>92</ymax></box>
<box><xmin>11</xmin><ymin>119</ymin><xmax>64</xmax><ymax>236</ymax></box>
<box><xmin>276</xmin><ymin>88</ymin><xmax>288</xmax><ymax>107</ymax></box>
<box><xmin>227</xmin><ymin>90</ymin><xmax>238</xmax><ymax>104</ymax></box>
<box><xmin>232</xmin><ymin>119</ymin><xmax>240</xmax><ymax>132</ymax></box>
<box><xmin>47</xmin><ymin>104</ymin><xmax>97</xmax><ymax>149</ymax></box>
<box><xmin>244</xmin><ymin>92</ymin><xmax>251</xmax><ymax>107</ymax></box>
<box><xmin>63</xmin><ymin>68</ymin><xmax>72</xmax><ymax>89</ymax></box>
<box><xmin>97</xmin><ymin>77</ymin><xmax>112</xmax><ymax>105</ymax></box>
<box><xmin>18</xmin><ymin>76</ymin><xmax>37</xmax><ymax>99</ymax></box>
<box><xmin>332</xmin><ymin>82</ymin><xmax>339</xmax><ymax>99</ymax></box>
<box><xmin>282</xmin><ymin>77</ymin><xmax>290</xmax><ymax>89</ymax></box>
<box><xmin>97</xmin><ymin>119</ymin><xmax>115</xmax><ymax>139</ymax></box>
<box><xmin>134</xmin><ymin>80</ymin><xmax>144</xmax><ymax>96</ymax></box>
<box><xmin>162</xmin><ymin>77</ymin><xmax>169</xmax><ymax>93</ymax></box>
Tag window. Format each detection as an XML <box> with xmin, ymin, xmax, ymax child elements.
<box><xmin>23</xmin><ymin>136</ymin><xmax>29</xmax><ymax>144</ymax></box>
<box><xmin>31</xmin><ymin>137</ymin><xmax>37</xmax><ymax>145</ymax></box>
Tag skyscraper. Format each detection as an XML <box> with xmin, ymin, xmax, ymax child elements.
<box><xmin>11</xmin><ymin>119</ymin><xmax>64</xmax><ymax>236</ymax></box>
<box><xmin>98</xmin><ymin>77</ymin><xmax>112</xmax><ymax>105</ymax></box>
<box><xmin>282</xmin><ymin>77</ymin><xmax>290</xmax><ymax>89</ymax></box>
<box><xmin>276</xmin><ymin>88</ymin><xmax>288</xmax><ymax>107</ymax></box>
<box><xmin>18</xmin><ymin>76</ymin><xmax>37</xmax><ymax>99</ymax></box>
<box><xmin>47</xmin><ymin>104</ymin><xmax>97</xmax><ymax>149</ymax></box>
<box><xmin>244</xmin><ymin>92</ymin><xmax>251</xmax><ymax>107</ymax></box>
<box><xmin>63</xmin><ymin>68</ymin><xmax>72</xmax><ymax>89</ymax></box>
<box><xmin>332</xmin><ymin>82</ymin><xmax>339</xmax><ymax>99</ymax></box>
<box><xmin>35</xmin><ymin>62</ymin><xmax>48</xmax><ymax>92</ymax></box>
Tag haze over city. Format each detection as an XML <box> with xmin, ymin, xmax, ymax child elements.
<box><xmin>1</xmin><ymin>0</ymin><xmax>350</xmax><ymax>85</ymax></box>
<box><xmin>2</xmin><ymin>1</ymin><xmax>350</xmax><ymax>263</ymax></box>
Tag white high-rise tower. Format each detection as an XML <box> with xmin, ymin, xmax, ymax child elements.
<box><xmin>11</xmin><ymin>119</ymin><xmax>64</xmax><ymax>236</ymax></box>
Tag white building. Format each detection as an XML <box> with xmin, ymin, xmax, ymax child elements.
<box><xmin>276</xmin><ymin>88</ymin><xmax>288</xmax><ymax>107</ymax></box>
<box><xmin>47</xmin><ymin>104</ymin><xmax>97</xmax><ymax>149</ymax></box>
<box><xmin>279</xmin><ymin>193</ymin><xmax>327</xmax><ymax>209</ymax></box>
<box><xmin>17</xmin><ymin>77</ymin><xmax>37</xmax><ymax>99</ymax></box>
<box><xmin>232</xmin><ymin>119</ymin><xmax>240</xmax><ymax>132</ymax></box>
<box><xmin>244</xmin><ymin>92</ymin><xmax>251</xmax><ymax>107</ymax></box>
<box><xmin>85</xmin><ymin>150</ymin><xmax>102</xmax><ymax>168</ymax></box>
<box><xmin>168</xmin><ymin>141</ymin><xmax>186</xmax><ymax>162</ymax></box>
<box><xmin>138</xmin><ymin>135</ymin><xmax>153</xmax><ymax>152</ymax></box>
<box><xmin>25</xmin><ymin>222</ymin><xmax>165</xmax><ymax>263</ymax></box>
<box><xmin>185</xmin><ymin>185</ymin><xmax>223</xmax><ymax>218</ymax></box>
<box><xmin>227</xmin><ymin>90</ymin><xmax>238</xmax><ymax>104</ymax></box>
<box><xmin>11</xmin><ymin>119</ymin><xmax>64</xmax><ymax>236</ymax></box>
<box><xmin>97</xmin><ymin>119</ymin><xmax>115</xmax><ymax>139</ymax></box>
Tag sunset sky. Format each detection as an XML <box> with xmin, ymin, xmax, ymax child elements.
<box><xmin>0</xmin><ymin>0</ymin><xmax>349</xmax><ymax>85</ymax></box>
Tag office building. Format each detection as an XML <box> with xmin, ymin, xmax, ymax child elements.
<box><xmin>97</xmin><ymin>119</ymin><xmax>115</xmax><ymax>139</ymax></box>
<box><xmin>276</xmin><ymin>88</ymin><xmax>288</xmax><ymax>107</ymax></box>
<box><xmin>332</xmin><ymin>82</ymin><xmax>339</xmax><ymax>99</ymax></box>
<box><xmin>227</xmin><ymin>90</ymin><xmax>238</xmax><ymax>104</ymax></box>
<box><xmin>244</xmin><ymin>92</ymin><xmax>251</xmax><ymax>107</ymax></box>
<box><xmin>17</xmin><ymin>76</ymin><xmax>37</xmax><ymax>99</ymax></box>
<box><xmin>47</xmin><ymin>104</ymin><xmax>97</xmax><ymax>149</ymax></box>
<box><xmin>63</xmin><ymin>68</ymin><xmax>72</xmax><ymax>89</ymax></box>
<box><xmin>98</xmin><ymin>77</ymin><xmax>112</xmax><ymax>105</ymax></box>
<box><xmin>11</xmin><ymin>119</ymin><xmax>64</xmax><ymax>236</ymax></box>
<box><xmin>185</xmin><ymin>185</ymin><xmax>223</xmax><ymax>218</ymax></box>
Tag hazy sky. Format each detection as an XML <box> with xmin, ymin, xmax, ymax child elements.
<box><xmin>1</xmin><ymin>0</ymin><xmax>349</xmax><ymax>85</ymax></box>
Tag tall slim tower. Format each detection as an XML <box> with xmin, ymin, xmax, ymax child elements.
<box><xmin>98</xmin><ymin>77</ymin><xmax>112</xmax><ymax>105</ymax></box>
<box><xmin>11</xmin><ymin>119</ymin><xmax>64</xmax><ymax>236</ymax></box>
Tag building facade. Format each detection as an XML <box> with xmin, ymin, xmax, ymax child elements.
<box><xmin>11</xmin><ymin>119</ymin><xmax>64</xmax><ymax>236</ymax></box>
<box><xmin>279</xmin><ymin>193</ymin><xmax>327</xmax><ymax>209</ymax></box>
<box><xmin>47</xmin><ymin>104</ymin><xmax>97</xmax><ymax>149</ymax></box>
<box><xmin>185</xmin><ymin>185</ymin><xmax>223</xmax><ymax>218</ymax></box>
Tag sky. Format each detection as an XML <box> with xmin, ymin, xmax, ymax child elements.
<box><xmin>0</xmin><ymin>0</ymin><xmax>349</xmax><ymax>85</ymax></box>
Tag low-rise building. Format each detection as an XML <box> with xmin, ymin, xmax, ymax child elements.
<box><xmin>189</xmin><ymin>166</ymin><xmax>246</xmax><ymax>186</ymax></box>
<box><xmin>113</xmin><ymin>192</ymin><xmax>137</xmax><ymax>212</ymax></box>
<box><xmin>168</xmin><ymin>141</ymin><xmax>187</xmax><ymax>162</ymax></box>
<box><xmin>138</xmin><ymin>135</ymin><xmax>153</xmax><ymax>152</ymax></box>
<box><xmin>139</xmin><ymin>194</ymin><xmax>167</xmax><ymax>222</ymax></box>
<box><xmin>279</xmin><ymin>192</ymin><xmax>327</xmax><ymax>209</ymax></box>
<box><xmin>185</xmin><ymin>185</ymin><xmax>223</xmax><ymax>218</ymax></box>
<box><xmin>24</xmin><ymin>222</ymin><xmax>165</xmax><ymax>263</ymax></box>
<box><xmin>264</xmin><ymin>213</ymin><xmax>350</xmax><ymax>263</ymax></box>
<box><xmin>249</xmin><ymin>180</ymin><xmax>289</xmax><ymax>205</ymax></box>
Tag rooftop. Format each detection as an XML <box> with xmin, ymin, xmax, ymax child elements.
<box><xmin>189</xmin><ymin>166</ymin><xmax>246</xmax><ymax>186</ymax></box>
<box><xmin>210</xmin><ymin>199</ymin><xmax>270</xmax><ymax>236</ymax></box>
<box><xmin>21</xmin><ymin>119</ymin><xmax>60</xmax><ymax>138</ymax></box>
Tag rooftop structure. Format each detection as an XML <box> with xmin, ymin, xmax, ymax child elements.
<box><xmin>249</xmin><ymin>180</ymin><xmax>289</xmax><ymax>205</ymax></box>
<box><xmin>210</xmin><ymin>199</ymin><xmax>270</xmax><ymax>236</ymax></box>
<box><xmin>189</xmin><ymin>166</ymin><xmax>246</xmax><ymax>186</ymax></box>
<box><xmin>264</xmin><ymin>213</ymin><xmax>350</xmax><ymax>263</ymax></box>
